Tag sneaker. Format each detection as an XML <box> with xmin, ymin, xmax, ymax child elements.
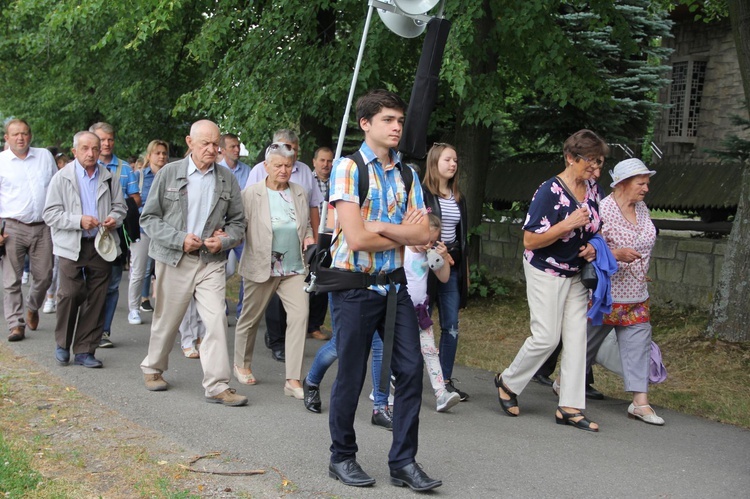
<box><xmin>21</xmin><ymin>271</ymin><xmax>29</xmax><ymax>284</ymax></box>
<box><xmin>368</xmin><ymin>389</ymin><xmax>395</xmax><ymax>406</ymax></box>
<box><xmin>128</xmin><ymin>310</ymin><xmax>142</xmax><ymax>325</ymax></box>
<box><xmin>139</xmin><ymin>300</ymin><xmax>154</xmax><ymax>312</ymax></box>
<box><xmin>445</xmin><ymin>379</ymin><xmax>469</xmax><ymax>401</ymax></box>
<box><xmin>371</xmin><ymin>407</ymin><xmax>393</xmax><ymax>431</ymax></box>
<box><xmin>42</xmin><ymin>298</ymin><xmax>56</xmax><ymax>314</ymax></box>
<box><xmin>436</xmin><ymin>391</ymin><xmax>461</xmax><ymax>412</ymax></box>
<box><xmin>99</xmin><ymin>332</ymin><xmax>113</xmax><ymax>348</ymax></box>
<box><xmin>205</xmin><ymin>388</ymin><xmax>248</xmax><ymax>406</ymax></box>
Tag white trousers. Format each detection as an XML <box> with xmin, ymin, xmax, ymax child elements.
<box><xmin>128</xmin><ymin>234</ymin><xmax>151</xmax><ymax>312</ymax></box>
<box><xmin>502</xmin><ymin>259</ymin><xmax>588</xmax><ymax>409</ymax></box>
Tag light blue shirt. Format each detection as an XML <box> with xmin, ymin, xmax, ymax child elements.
<box><xmin>185</xmin><ymin>155</ymin><xmax>216</xmax><ymax>237</ymax></box>
<box><xmin>76</xmin><ymin>160</ymin><xmax>100</xmax><ymax>238</ymax></box>
<box><xmin>99</xmin><ymin>154</ymin><xmax>139</xmax><ymax>199</ymax></box>
<box><xmin>218</xmin><ymin>159</ymin><xmax>251</xmax><ymax>191</ymax></box>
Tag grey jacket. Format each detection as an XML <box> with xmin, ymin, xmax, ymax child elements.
<box><xmin>43</xmin><ymin>161</ymin><xmax>127</xmax><ymax>261</ymax></box>
<box><xmin>140</xmin><ymin>157</ymin><xmax>245</xmax><ymax>267</ymax></box>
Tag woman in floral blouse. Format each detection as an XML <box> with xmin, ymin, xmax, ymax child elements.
<box><xmin>494</xmin><ymin>129</ymin><xmax>608</xmax><ymax>432</ymax></box>
<box><xmin>586</xmin><ymin>158</ymin><xmax>664</xmax><ymax>426</ymax></box>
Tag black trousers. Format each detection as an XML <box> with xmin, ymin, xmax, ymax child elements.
<box><xmin>265</xmin><ymin>290</ymin><xmax>330</xmax><ymax>350</ymax></box>
<box><xmin>329</xmin><ymin>287</ymin><xmax>422</xmax><ymax>469</ymax></box>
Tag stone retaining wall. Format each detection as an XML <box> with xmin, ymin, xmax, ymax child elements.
<box><xmin>479</xmin><ymin>221</ymin><xmax>725</xmax><ymax>310</ymax></box>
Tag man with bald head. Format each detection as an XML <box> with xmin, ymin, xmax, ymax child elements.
<box><xmin>140</xmin><ymin>119</ymin><xmax>247</xmax><ymax>406</ymax></box>
<box><xmin>43</xmin><ymin>131</ymin><xmax>126</xmax><ymax>368</ymax></box>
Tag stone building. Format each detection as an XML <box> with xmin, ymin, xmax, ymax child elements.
<box><xmin>652</xmin><ymin>8</ymin><xmax>750</xmax><ymax>163</ymax></box>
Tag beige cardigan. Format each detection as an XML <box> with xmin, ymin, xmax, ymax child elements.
<box><xmin>238</xmin><ymin>180</ymin><xmax>313</xmax><ymax>283</ymax></box>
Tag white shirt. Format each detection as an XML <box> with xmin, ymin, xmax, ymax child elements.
<box><xmin>247</xmin><ymin>160</ymin><xmax>324</xmax><ymax>208</ymax></box>
<box><xmin>0</xmin><ymin>147</ymin><xmax>57</xmax><ymax>223</ymax></box>
<box><xmin>404</xmin><ymin>248</ymin><xmax>429</xmax><ymax>307</ymax></box>
<box><xmin>185</xmin><ymin>155</ymin><xmax>216</xmax><ymax>236</ymax></box>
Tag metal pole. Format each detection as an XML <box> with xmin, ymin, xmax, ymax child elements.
<box><xmin>334</xmin><ymin>4</ymin><xmax>375</xmax><ymax>160</ymax></box>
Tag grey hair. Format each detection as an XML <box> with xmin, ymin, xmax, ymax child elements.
<box><xmin>265</xmin><ymin>143</ymin><xmax>296</xmax><ymax>161</ymax></box>
<box><xmin>89</xmin><ymin>122</ymin><xmax>115</xmax><ymax>135</ymax></box>
<box><xmin>73</xmin><ymin>131</ymin><xmax>100</xmax><ymax>148</ymax></box>
<box><xmin>272</xmin><ymin>129</ymin><xmax>299</xmax><ymax>144</ymax></box>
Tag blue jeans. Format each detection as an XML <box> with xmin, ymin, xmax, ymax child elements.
<box><xmin>306</xmin><ymin>294</ymin><xmax>389</xmax><ymax>407</ymax></box>
<box><xmin>231</xmin><ymin>243</ymin><xmax>244</xmax><ymax>317</ymax></box>
<box><xmin>103</xmin><ymin>263</ymin><xmax>123</xmax><ymax>333</ymax></box>
<box><xmin>141</xmin><ymin>257</ymin><xmax>153</xmax><ymax>299</ymax></box>
<box><xmin>437</xmin><ymin>268</ymin><xmax>460</xmax><ymax>380</ymax></box>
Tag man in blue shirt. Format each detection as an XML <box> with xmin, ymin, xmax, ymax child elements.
<box><xmin>90</xmin><ymin>122</ymin><xmax>141</xmax><ymax>347</ymax></box>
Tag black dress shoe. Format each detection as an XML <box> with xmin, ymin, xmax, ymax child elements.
<box><xmin>532</xmin><ymin>373</ymin><xmax>554</xmax><ymax>386</ymax></box>
<box><xmin>329</xmin><ymin>458</ymin><xmax>376</xmax><ymax>487</ymax></box>
<box><xmin>586</xmin><ymin>384</ymin><xmax>604</xmax><ymax>400</ymax></box>
<box><xmin>390</xmin><ymin>462</ymin><xmax>442</xmax><ymax>491</ymax></box>
<box><xmin>303</xmin><ymin>378</ymin><xmax>321</xmax><ymax>413</ymax></box>
<box><xmin>271</xmin><ymin>349</ymin><xmax>285</xmax><ymax>362</ymax></box>
<box><xmin>264</xmin><ymin>330</ymin><xmax>271</xmax><ymax>349</ymax></box>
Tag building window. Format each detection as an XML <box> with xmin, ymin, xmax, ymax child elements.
<box><xmin>667</xmin><ymin>58</ymin><xmax>707</xmax><ymax>142</ymax></box>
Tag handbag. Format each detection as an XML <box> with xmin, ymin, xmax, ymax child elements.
<box><xmin>555</xmin><ymin>176</ymin><xmax>598</xmax><ymax>289</ymax></box>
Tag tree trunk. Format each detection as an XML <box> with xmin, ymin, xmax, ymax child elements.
<box><xmin>706</xmin><ymin>0</ymin><xmax>750</xmax><ymax>342</ymax></box>
<box><xmin>454</xmin><ymin>119</ymin><xmax>493</xmax><ymax>267</ymax></box>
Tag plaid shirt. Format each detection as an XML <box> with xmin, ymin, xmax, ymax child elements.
<box><xmin>313</xmin><ymin>170</ymin><xmax>329</xmax><ymax>210</ymax></box>
<box><xmin>329</xmin><ymin>142</ymin><xmax>425</xmax><ymax>275</ymax></box>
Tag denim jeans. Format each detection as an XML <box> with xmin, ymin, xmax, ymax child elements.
<box><xmin>437</xmin><ymin>267</ymin><xmax>460</xmax><ymax>380</ymax></box>
<box><xmin>306</xmin><ymin>294</ymin><xmax>389</xmax><ymax>407</ymax></box>
<box><xmin>103</xmin><ymin>263</ymin><xmax>123</xmax><ymax>333</ymax></box>
<box><xmin>141</xmin><ymin>257</ymin><xmax>153</xmax><ymax>299</ymax></box>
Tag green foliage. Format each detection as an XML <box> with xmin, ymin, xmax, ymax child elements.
<box><xmin>706</xmin><ymin>116</ymin><xmax>750</xmax><ymax>164</ymax></box>
<box><xmin>0</xmin><ymin>433</ymin><xmax>44</xmax><ymax>496</ymax></box>
<box><xmin>468</xmin><ymin>263</ymin><xmax>509</xmax><ymax>298</ymax></box>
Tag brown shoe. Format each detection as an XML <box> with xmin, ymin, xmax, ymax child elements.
<box><xmin>144</xmin><ymin>373</ymin><xmax>169</xmax><ymax>391</ymax></box>
<box><xmin>8</xmin><ymin>326</ymin><xmax>25</xmax><ymax>342</ymax></box>
<box><xmin>26</xmin><ymin>310</ymin><xmax>39</xmax><ymax>331</ymax></box>
<box><xmin>205</xmin><ymin>388</ymin><xmax>248</xmax><ymax>406</ymax></box>
<box><xmin>307</xmin><ymin>329</ymin><xmax>331</xmax><ymax>341</ymax></box>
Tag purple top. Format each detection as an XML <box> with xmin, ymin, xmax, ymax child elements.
<box><xmin>522</xmin><ymin>176</ymin><xmax>601</xmax><ymax>277</ymax></box>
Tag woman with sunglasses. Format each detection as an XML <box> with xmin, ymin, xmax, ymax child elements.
<box><xmin>585</xmin><ymin>158</ymin><xmax>664</xmax><ymax>425</ymax></box>
<box><xmin>234</xmin><ymin>142</ymin><xmax>314</xmax><ymax>398</ymax></box>
<box><xmin>421</xmin><ymin>143</ymin><xmax>470</xmax><ymax>400</ymax></box>
<box><xmin>494</xmin><ymin>129</ymin><xmax>608</xmax><ymax>432</ymax></box>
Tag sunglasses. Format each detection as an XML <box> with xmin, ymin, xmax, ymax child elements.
<box><xmin>266</xmin><ymin>142</ymin><xmax>295</xmax><ymax>155</ymax></box>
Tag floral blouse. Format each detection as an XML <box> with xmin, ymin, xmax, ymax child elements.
<box><xmin>523</xmin><ymin>177</ymin><xmax>601</xmax><ymax>278</ymax></box>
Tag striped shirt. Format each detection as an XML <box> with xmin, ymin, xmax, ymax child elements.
<box><xmin>329</xmin><ymin>142</ymin><xmax>425</xmax><ymax>274</ymax></box>
<box><xmin>437</xmin><ymin>193</ymin><xmax>461</xmax><ymax>244</ymax></box>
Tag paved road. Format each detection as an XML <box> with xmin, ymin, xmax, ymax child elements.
<box><xmin>5</xmin><ymin>278</ymin><xmax>750</xmax><ymax>497</ymax></box>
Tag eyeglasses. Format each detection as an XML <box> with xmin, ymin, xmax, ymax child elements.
<box><xmin>576</xmin><ymin>154</ymin><xmax>604</xmax><ymax>168</ymax></box>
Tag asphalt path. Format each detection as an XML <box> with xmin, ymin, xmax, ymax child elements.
<box><xmin>5</xmin><ymin>277</ymin><xmax>750</xmax><ymax>498</ymax></box>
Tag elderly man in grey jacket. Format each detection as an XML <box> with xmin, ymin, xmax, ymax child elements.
<box><xmin>43</xmin><ymin>130</ymin><xmax>127</xmax><ymax>368</ymax></box>
<box><xmin>140</xmin><ymin>119</ymin><xmax>248</xmax><ymax>406</ymax></box>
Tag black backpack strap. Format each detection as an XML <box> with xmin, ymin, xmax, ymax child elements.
<box><xmin>347</xmin><ymin>152</ymin><xmax>413</xmax><ymax>208</ymax></box>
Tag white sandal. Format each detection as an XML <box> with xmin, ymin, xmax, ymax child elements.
<box><xmin>627</xmin><ymin>403</ymin><xmax>665</xmax><ymax>426</ymax></box>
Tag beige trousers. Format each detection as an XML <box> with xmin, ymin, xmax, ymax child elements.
<box><xmin>234</xmin><ymin>274</ymin><xmax>308</xmax><ymax>381</ymax></box>
<box><xmin>502</xmin><ymin>259</ymin><xmax>588</xmax><ymax>409</ymax></box>
<box><xmin>140</xmin><ymin>255</ymin><xmax>231</xmax><ymax>397</ymax></box>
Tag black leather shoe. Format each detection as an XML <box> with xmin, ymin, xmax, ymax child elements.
<box><xmin>390</xmin><ymin>462</ymin><xmax>442</xmax><ymax>491</ymax></box>
<box><xmin>271</xmin><ymin>349</ymin><xmax>285</xmax><ymax>362</ymax></box>
<box><xmin>371</xmin><ymin>407</ymin><xmax>393</xmax><ymax>431</ymax></box>
<box><xmin>329</xmin><ymin>458</ymin><xmax>376</xmax><ymax>487</ymax></box>
<box><xmin>586</xmin><ymin>385</ymin><xmax>604</xmax><ymax>400</ymax></box>
<box><xmin>303</xmin><ymin>378</ymin><xmax>321</xmax><ymax>413</ymax></box>
<box><xmin>74</xmin><ymin>353</ymin><xmax>103</xmax><ymax>368</ymax></box>
<box><xmin>532</xmin><ymin>373</ymin><xmax>554</xmax><ymax>386</ymax></box>
<box><xmin>264</xmin><ymin>330</ymin><xmax>271</xmax><ymax>349</ymax></box>
<box><xmin>55</xmin><ymin>346</ymin><xmax>70</xmax><ymax>366</ymax></box>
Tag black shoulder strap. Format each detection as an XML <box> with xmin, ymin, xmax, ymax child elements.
<box><xmin>346</xmin><ymin>152</ymin><xmax>413</xmax><ymax>208</ymax></box>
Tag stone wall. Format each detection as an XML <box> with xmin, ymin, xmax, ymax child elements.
<box><xmin>478</xmin><ymin>221</ymin><xmax>725</xmax><ymax>310</ymax></box>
